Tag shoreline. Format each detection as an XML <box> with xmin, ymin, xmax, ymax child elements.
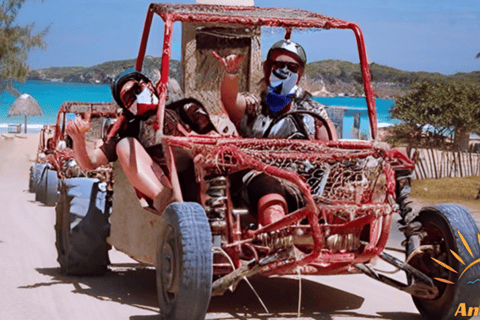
<box><xmin>0</xmin><ymin>123</ymin><xmax>46</xmax><ymax>134</ymax></box>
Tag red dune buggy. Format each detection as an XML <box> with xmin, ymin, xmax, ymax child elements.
<box><xmin>56</xmin><ymin>3</ymin><xmax>480</xmax><ymax>320</ymax></box>
<box><xmin>30</xmin><ymin>102</ymin><xmax>116</xmax><ymax>206</ymax></box>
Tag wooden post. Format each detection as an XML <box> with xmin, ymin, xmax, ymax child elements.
<box><xmin>438</xmin><ymin>151</ymin><xmax>443</xmax><ymax>178</ymax></box>
<box><xmin>448</xmin><ymin>152</ymin><xmax>454</xmax><ymax>177</ymax></box>
<box><xmin>430</xmin><ymin>148</ymin><xmax>438</xmax><ymax>179</ymax></box>
<box><xmin>425</xmin><ymin>148</ymin><xmax>432</xmax><ymax>179</ymax></box>
<box><xmin>24</xmin><ymin>115</ymin><xmax>27</xmax><ymax>134</ymax></box>
<box><xmin>430</xmin><ymin>149</ymin><xmax>435</xmax><ymax>178</ymax></box>
<box><xmin>477</xmin><ymin>153</ymin><xmax>480</xmax><ymax>175</ymax></box>
<box><xmin>412</xmin><ymin>148</ymin><xmax>422</xmax><ymax>180</ymax></box>
<box><xmin>468</xmin><ymin>151</ymin><xmax>472</xmax><ymax>177</ymax></box>
<box><xmin>476</xmin><ymin>153</ymin><xmax>478</xmax><ymax>175</ymax></box>
<box><xmin>458</xmin><ymin>151</ymin><xmax>463</xmax><ymax>178</ymax></box>
<box><xmin>418</xmin><ymin>149</ymin><xmax>428</xmax><ymax>179</ymax></box>
<box><xmin>477</xmin><ymin>153</ymin><xmax>479</xmax><ymax>176</ymax></box>
<box><xmin>413</xmin><ymin>158</ymin><xmax>422</xmax><ymax>180</ymax></box>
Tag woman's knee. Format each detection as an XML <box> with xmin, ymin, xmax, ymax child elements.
<box><xmin>116</xmin><ymin>137</ymin><xmax>134</xmax><ymax>155</ymax></box>
<box><xmin>116</xmin><ymin>137</ymin><xmax>152</xmax><ymax>164</ymax></box>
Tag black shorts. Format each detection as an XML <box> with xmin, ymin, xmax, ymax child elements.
<box><xmin>232</xmin><ymin>170</ymin><xmax>304</xmax><ymax>215</ymax></box>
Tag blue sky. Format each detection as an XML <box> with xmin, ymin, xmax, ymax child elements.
<box><xmin>17</xmin><ymin>0</ymin><xmax>480</xmax><ymax>75</ymax></box>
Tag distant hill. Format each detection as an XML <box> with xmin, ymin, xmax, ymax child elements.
<box><xmin>303</xmin><ymin>60</ymin><xmax>480</xmax><ymax>99</ymax></box>
<box><xmin>27</xmin><ymin>56</ymin><xmax>182</xmax><ymax>88</ymax></box>
<box><xmin>27</xmin><ymin>57</ymin><xmax>480</xmax><ymax>99</ymax></box>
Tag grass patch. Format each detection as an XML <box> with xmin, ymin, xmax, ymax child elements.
<box><xmin>411</xmin><ymin>176</ymin><xmax>480</xmax><ymax>203</ymax></box>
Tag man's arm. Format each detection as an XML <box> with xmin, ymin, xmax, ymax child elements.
<box><xmin>220</xmin><ymin>74</ymin><xmax>247</xmax><ymax>125</ymax></box>
<box><xmin>212</xmin><ymin>52</ymin><xmax>247</xmax><ymax>126</ymax></box>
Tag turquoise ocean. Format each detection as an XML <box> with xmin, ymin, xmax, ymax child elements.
<box><xmin>0</xmin><ymin>81</ymin><xmax>397</xmax><ymax>137</ymax></box>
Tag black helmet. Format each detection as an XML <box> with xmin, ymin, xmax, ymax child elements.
<box><xmin>111</xmin><ymin>68</ymin><xmax>151</xmax><ymax>109</ymax></box>
<box><xmin>267</xmin><ymin>39</ymin><xmax>307</xmax><ymax>67</ymax></box>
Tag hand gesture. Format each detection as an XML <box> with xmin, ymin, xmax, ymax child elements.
<box><xmin>211</xmin><ymin>51</ymin><xmax>244</xmax><ymax>74</ymax></box>
<box><xmin>66</xmin><ymin>111</ymin><xmax>91</xmax><ymax>138</ymax></box>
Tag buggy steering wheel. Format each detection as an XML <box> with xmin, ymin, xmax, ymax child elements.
<box><xmin>263</xmin><ymin>110</ymin><xmax>336</xmax><ymax>141</ymax></box>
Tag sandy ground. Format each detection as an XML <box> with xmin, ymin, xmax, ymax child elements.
<box><xmin>1</xmin><ymin>133</ymin><xmax>479</xmax><ymax>320</ymax></box>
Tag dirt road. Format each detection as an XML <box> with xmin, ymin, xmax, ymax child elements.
<box><xmin>0</xmin><ymin>134</ymin><xmax>473</xmax><ymax>320</ymax></box>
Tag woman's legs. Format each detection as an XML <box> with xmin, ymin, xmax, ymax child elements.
<box><xmin>246</xmin><ymin>173</ymin><xmax>288</xmax><ymax>226</ymax></box>
<box><xmin>116</xmin><ymin>137</ymin><xmax>173</xmax><ymax>211</ymax></box>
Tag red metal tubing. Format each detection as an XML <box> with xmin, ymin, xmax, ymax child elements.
<box><xmin>373</xmin><ymin>212</ymin><xmax>392</xmax><ymax>255</ymax></box>
<box><xmin>155</xmin><ymin>15</ymin><xmax>174</xmax><ymax>137</ymax></box>
<box><xmin>164</xmin><ymin>144</ymin><xmax>183</xmax><ymax>203</ymax></box>
<box><xmin>349</xmin><ymin>23</ymin><xmax>377</xmax><ymax>140</ymax></box>
<box><xmin>135</xmin><ymin>5</ymin><xmax>154</xmax><ymax>72</ymax></box>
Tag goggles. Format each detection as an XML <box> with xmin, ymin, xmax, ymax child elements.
<box><xmin>271</xmin><ymin>60</ymin><xmax>300</xmax><ymax>73</ymax></box>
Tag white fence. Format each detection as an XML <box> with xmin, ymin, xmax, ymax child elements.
<box><xmin>411</xmin><ymin>148</ymin><xmax>480</xmax><ymax>179</ymax></box>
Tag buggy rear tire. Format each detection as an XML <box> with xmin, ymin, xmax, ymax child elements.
<box><xmin>30</xmin><ymin>163</ymin><xmax>46</xmax><ymax>193</ymax></box>
<box><xmin>45</xmin><ymin>169</ymin><xmax>59</xmax><ymax>206</ymax></box>
<box><xmin>28</xmin><ymin>165</ymin><xmax>38</xmax><ymax>193</ymax></box>
<box><xmin>36</xmin><ymin>168</ymin><xmax>59</xmax><ymax>206</ymax></box>
<box><xmin>34</xmin><ymin>164</ymin><xmax>49</xmax><ymax>202</ymax></box>
<box><xmin>408</xmin><ymin>204</ymin><xmax>480</xmax><ymax>320</ymax></box>
<box><xmin>55</xmin><ymin>178</ymin><xmax>111</xmax><ymax>275</ymax></box>
<box><xmin>156</xmin><ymin>202</ymin><xmax>212</xmax><ymax>320</ymax></box>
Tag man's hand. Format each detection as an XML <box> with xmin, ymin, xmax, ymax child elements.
<box><xmin>211</xmin><ymin>52</ymin><xmax>244</xmax><ymax>74</ymax></box>
<box><xmin>66</xmin><ymin>111</ymin><xmax>91</xmax><ymax>139</ymax></box>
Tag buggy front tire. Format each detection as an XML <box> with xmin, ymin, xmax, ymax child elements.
<box><xmin>55</xmin><ymin>178</ymin><xmax>111</xmax><ymax>275</ymax></box>
<box><xmin>408</xmin><ymin>204</ymin><xmax>480</xmax><ymax>320</ymax></box>
<box><xmin>156</xmin><ymin>202</ymin><xmax>212</xmax><ymax>320</ymax></box>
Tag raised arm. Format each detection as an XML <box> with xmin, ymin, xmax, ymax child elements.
<box><xmin>65</xmin><ymin>111</ymin><xmax>109</xmax><ymax>171</ymax></box>
<box><xmin>211</xmin><ymin>52</ymin><xmax>247</xmax><ymax>125</ymax></box>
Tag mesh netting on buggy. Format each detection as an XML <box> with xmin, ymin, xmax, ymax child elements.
<box><xmin>151</xmin><ymin>3</ymin><xmax>351</xmax><ymax>29</ymax></box>
<box><xmin>192</xmin><ymin>139</ymin><xmax>388</xmax><ymax>204</ymax></box>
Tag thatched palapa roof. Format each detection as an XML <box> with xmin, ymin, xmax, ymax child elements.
<box><xmin>7</xmin><ymin>94</ymin><xmax>43</xmax><ymax>117</ymax></box>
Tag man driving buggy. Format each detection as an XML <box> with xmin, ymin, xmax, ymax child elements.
<box><xmin>66</xmin><ymin>69</ymin><xmax>214</xmax><ymax>213</ymax></box>
<box><xmin>214</xmin><ymin>38</ymin><xmax>337</xmax><ymax>228</ymax></box>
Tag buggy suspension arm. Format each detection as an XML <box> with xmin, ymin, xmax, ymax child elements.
<box><xmin>355</xmin><ymin>251</ymin><xmax>438</xmax><ymax>299</ymax></box>
<box><xmin>211</xmin><ymin>253</ymin><xmax>281</xmax><ymax>296</ymax></box>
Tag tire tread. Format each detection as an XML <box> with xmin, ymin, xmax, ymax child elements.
<box><xmin>413</xmin><ymin>204</ymin><xmax>480</xmax><ymax>320</ymax></box>
<box><xmin>158</xmin><ymin>202</ymin><xmax>212</xmax><ymax>320</ymax></box>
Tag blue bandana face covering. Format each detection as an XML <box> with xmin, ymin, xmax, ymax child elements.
<box><xmin>266</xmin><ymin>87</ymin><xmax>294</xmax><ymax>113</ymax></box>
<box><xmin>266</xmin><ymin>67</ymin><xmax>299</xmax><ymax>113</ymax></box>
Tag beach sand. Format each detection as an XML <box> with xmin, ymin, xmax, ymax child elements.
<box><xmin>1</xmin><ymin>134</ymin><xmax>478</xmax><ymax>320</ymax></box>
<box><xmin>0</xmin><ymin>133</ymin><xmax>152</xmax><ymax>320</ymax></box>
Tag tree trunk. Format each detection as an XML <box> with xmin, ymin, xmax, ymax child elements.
<box><xmin>453</xmin><ymin>127</ymin><xmax>469</xmax><ymax>151</ymax></box>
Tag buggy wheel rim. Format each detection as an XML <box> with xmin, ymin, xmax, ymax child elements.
<box><xmin>161</xmin><ymin>226</ymin><xmax>178</xmax><ymax>301</ymax></box>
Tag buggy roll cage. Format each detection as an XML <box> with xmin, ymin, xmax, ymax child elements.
<box><xmin>134</xmin><ymin>2</ymin><xmax>378</xmax><ymax>140</ymax></box>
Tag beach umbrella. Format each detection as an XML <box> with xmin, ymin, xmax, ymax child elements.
<box><xmin>7</xmin><ymin>94</ymin><xmax>43</xmax><ymax>133</ymax></box>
